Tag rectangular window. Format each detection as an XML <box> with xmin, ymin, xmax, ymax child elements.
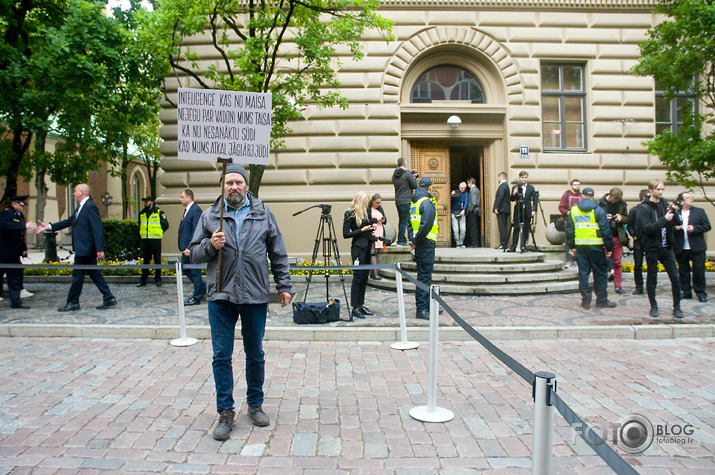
<box><xmin>655</xmin><ymin>81</ymin><xmax>697</xmax><ymax>135</ymax></box>
<box><xmin>541</xmin><ymin>63</ymin><xmax>587</xmax><ymax>152</ymax></box>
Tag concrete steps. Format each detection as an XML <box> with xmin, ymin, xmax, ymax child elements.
<box><xmin>371</xmin><ymin>247</ymin><xmax>579</xmax><ymax>295</ymax></box>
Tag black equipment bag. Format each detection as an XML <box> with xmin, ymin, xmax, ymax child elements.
<box><xmin>292</xmin><ymin>299</ymin><xmax>341</xmax><ymax>324</ymax></box>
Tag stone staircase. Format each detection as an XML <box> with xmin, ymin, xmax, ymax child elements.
<box><xmin>370</xmin><ymin>247</ymin><xmax>579</xmax><ymax>295</ymax></box>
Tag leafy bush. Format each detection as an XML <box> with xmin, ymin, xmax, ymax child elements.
<box><xmin>102</xmin><ymin>219</ymin><xmax>141</xmax><ymax>261</ymax></box>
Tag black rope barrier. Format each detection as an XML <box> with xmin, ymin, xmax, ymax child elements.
<box><xmin>392</xmin><ymin>265</ymin><xmax>640</xmax><ymax>474</ymax></box>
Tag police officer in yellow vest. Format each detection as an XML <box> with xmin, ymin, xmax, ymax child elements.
<box><xmin>565</xmin><ymin>188</ymin><xmax>616</xmax><ymax>309</ymax></box>
<box><xmin>410</xmin><ymin>177</ymin><xmax>438</xmax><ymax>320</ymax></box>
<box><xmin>138</xmin><ymin>196</ymin><xmax>169</xmax><ymax>287</ymax></box>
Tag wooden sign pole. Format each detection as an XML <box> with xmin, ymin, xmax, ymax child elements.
<box><xmin>216</xmin><ymin>157</ymin><xmax>233</xmax><ymax>293</ymax></box>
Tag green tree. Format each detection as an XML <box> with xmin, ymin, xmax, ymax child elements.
<box><xmin>137</xmin><ymin>0</ymin><xmax>392</xmax><ymax>196</ymax></box>
<box><xmin>633</xmin><ymin>0</ymin><xmax>715</xmax><ymax>207</ymax></box>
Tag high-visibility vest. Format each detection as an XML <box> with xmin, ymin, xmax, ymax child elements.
<box><xmin>571</xmin><ymin>206</ymin><xmax>603</xmax><ymax>246</ymax></box>
<box><xmin>139</xmin><ymin>210</ymin><xmax>163</xmax><ymax>239</ymax></box>
<box><xmin>410</xmin><ymin>197</ymin><xmax>438</xmax><ymax>241</ymax></box>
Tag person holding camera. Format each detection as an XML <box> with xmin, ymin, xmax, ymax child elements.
<box><xmin>368</xmin><ymin>193</ymin><xmax>388</xmax><ymax>279</ymax></box>
<box><xmin>508</xmin><ymin>170</ymin><xmax>538</xmax><ymax>252</ymax></box>
<box><xmin>391</xmin><ymin>158</ymin><xmax>419</xmax><ymax>246</ymax></box>
<box><xmin>636</xmin><ymin>179</ymin><xmax>683</xmax><ymax>318</ymax></box>
<box><xmin>598</xmin><ymin>187</ymin><xmax>629</xmax><ymax>295</ymax></box>
<box><xmin>673</xmin><ymin>192</ymin><xmax>711</xmax><ymax>302</ymax></box>
<box><xmin>344</xmin><ymin>191</ymin><xmax>377</xmax><ymax>319</ymax></box>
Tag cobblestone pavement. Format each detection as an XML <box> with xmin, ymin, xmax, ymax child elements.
<box><xmin>0</xmin><ymin>274</ymin><xmax>713</xmax><ymax>329</ymax></box>
<box><xmin>1</xmin><ymin>336</ymin><xmax>713</xmax><ymax>474</ymax></box>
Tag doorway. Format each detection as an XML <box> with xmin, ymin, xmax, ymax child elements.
<box><xmin>450</xmin><ymin>145</ymin><xmax>483</xmax><ymax>246</ymax></box>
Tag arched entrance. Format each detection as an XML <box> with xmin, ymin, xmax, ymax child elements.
<box><xmin>397</xmin><ymin>41</ymin><xmax>509</xmax><ymax>247</ymax></box>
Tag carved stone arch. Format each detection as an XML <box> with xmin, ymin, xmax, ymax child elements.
<box><xmin>382</xmin><ymin>26</ymin><xmax>522</xmax><ymax>104</ymax></box>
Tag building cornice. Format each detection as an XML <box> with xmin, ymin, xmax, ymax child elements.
<box><xmin>379</xmin><ymin>0</ymin><xmax>657</xmax><ymax>10</ymax></box>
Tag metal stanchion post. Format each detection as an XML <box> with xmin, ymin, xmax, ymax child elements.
<box><xmin>409</xmin><ymin>286</ymin><xmax>454</xmax><ymax>423</ymax></box>
<box><xmin>391</xmin><ymin>263</ymin><xmax>419</xmax><ymax>351</ymax></box>
<box><xmin>170</xmin><ymin>260</ymin><xmax>198</xmax><ymax>347</ymax></box>
<box><xmin>532</xmin><ymin>371</ymin><xmax>555</xmax><ymax>475</ymax></box>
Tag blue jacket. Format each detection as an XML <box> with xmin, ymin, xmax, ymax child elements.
<box><xmin>51</xmin><ymin>198</ymin><xmax>104</xmax><ymax>257</ymax></box>
<box><xmin>178</xmin><ymin>203</ymin><xmax>202</xmax><ymax>251</ymax></box>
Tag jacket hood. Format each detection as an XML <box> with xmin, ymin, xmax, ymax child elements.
<box><xmin>412</xmin><ymin>186</ymin><xmax>430</xmax><ymax>202</ymax></box>
<box><xmin>577</xmin><ymin>198</ymin><xmax>598</xmax><ymax>212</ymax></box>
<box><xmin>393</xmin><ymin>167</ymin><xmax>407</xmax><ymax>178</ymax></box>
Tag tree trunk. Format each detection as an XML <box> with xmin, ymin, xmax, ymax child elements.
<box><xmin>33</xmin><ymin>129</ymin><xmax>48</xmax><ymax>248</ymax></box>
<box><xmin>1</xmin><ymin>126</ymin><xmax>33</xmax><ymax>205</ymax></box>
<box><xmin>249</xmin><ymin>164</ymin><xmax>265</xmax><ymax>197</ymax></box>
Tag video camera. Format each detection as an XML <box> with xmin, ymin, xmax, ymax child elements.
<box><xmin>411</xmin><ymin>169</ymin><xmax>420</xmax><ymax>180</ymax></box>
<box><xmin>377</xmin><ymin>236</ymin><xmax>392</xmax><ymax>245</ymax></box>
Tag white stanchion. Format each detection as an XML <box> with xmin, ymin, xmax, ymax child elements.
<box><xmin>409</xmin><ymin>286</ymin><xmax>454</xmax><ymax>423</ymax></box>
<box><xmin>532</xmin><ymin>371</ymin><xmax>555</xmax><ymax>475</ymax></box>
<box><xmin>171</xmin><ymin>260</ymin><xmax>198</xmax><ymax>347</ymax></box>
<box><xmin>390</xmin><ymin>263</ymin><xmax>419</xmax><ymax>351</ymax></box>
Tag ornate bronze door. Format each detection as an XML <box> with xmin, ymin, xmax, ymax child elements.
<box><xmin>411</xmin><ymin>143</ymin><xmax>450</xmax><ymax>246</ymax></box>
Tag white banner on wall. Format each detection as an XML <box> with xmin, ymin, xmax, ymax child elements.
<box><xmin>176</xmin><ymin>88</ymin><xmax>272</xmax><ymax>165</ymax></box>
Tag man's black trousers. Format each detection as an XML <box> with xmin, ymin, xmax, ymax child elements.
<box><xmin>140</xmin><ymin>239</ymin><xmax>162</xmax><ymax>283</ymax></box>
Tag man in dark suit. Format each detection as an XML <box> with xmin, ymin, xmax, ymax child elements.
<box><xmin>673</xmin><ymin>192</ymin><xmax>711</xmax><ymax>302</ymax></box>
<box><xmin>508</xmin><ymin>170</ymin><xmax>539</xmax><ymax>252</ymax></box>
<box><xmin>0</xmin><ymin>195</ymin><xmax>36</xmax><ymax>309</ymax></box>
<box><xmin>36</xmin><ymin>184</ymin><xmax>116</xmax><ymax>311</ymax></box>
<box><xmin>492</xmin><ymin>172</ymin><xmax>511</xmax><ymax>249</ymax></box>
<box><xmin>179</xmin><ymin>189</ymin><xmax>205</xmax><ymax>305</ymax></box>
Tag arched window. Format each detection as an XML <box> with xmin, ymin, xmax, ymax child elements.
<box><xmin>411</xmin><ymin>65</ymin><xmax>486</xmax><ymax>103</ymax></box>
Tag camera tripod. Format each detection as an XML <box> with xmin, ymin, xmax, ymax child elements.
<box><xmin>293</xmin><ymin>204</ymin><xmax>352</xmax><ymax>321</ymax></box>
<box><xmin>507</xmin><ymin>187</ymin><xmax>546</xmax><ymax>252</ymax></box>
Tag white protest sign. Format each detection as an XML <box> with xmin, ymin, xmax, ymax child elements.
<box><xmin>176</xmin><ymin>88</ymin><xmax>272</xmax><ymax>164</ymax></box>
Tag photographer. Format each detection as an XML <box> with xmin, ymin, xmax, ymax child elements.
<box><xmin>368</xmin><ymin>193</ymin><xmax>389</xmax><ymax>279</ymax></box>
<box><xmin>343</xmin><ymin>191</ymin><xmax>377</xmax><ymax>319</ymax></box>
<box><xmin>598</xmin><ymin>187</ymin><xmax>629</xmax><ymax>295</ymax></box>
<box><xmin>508</xmin><ymin>170</ymin><xmax>538</xmax><ymax>252</ymax></box>
<box><xmin>391</xmin><ymin>158</ymin><xmax>419</xmax><ymax>246</ymax></box>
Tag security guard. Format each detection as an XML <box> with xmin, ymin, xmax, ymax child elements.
<box><xmin>410</xmin><ymin>177</ymin><xmax>438</xmax><ymax>320</ymax></box>
<box><xmin>137</xmin><ymin>196</ymin><xmax>169</xmax><ymax>287</ymax></box>
<box><xmin>565</xmin><ymin>188</ymin><xmax>616</xmax><ymax>310</ymax></box>
<box><xmin>0</xmin><ymin>195</ymin><xmax>36</xmax><ymax>309</ymax></box>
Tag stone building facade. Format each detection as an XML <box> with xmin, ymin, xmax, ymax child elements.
<box><xmin>158</xmin><ymin>0</ymin><xmax>715</xmax><ymax>257</ymax></box>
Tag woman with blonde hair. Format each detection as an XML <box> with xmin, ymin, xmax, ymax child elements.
<box><xmin>343</xmin><ymin>191</ymin><xmax>376</xmax><ymax>319</ymax></box>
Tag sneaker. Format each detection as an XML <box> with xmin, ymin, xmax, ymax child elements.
<box><xmin>614</xmin><ymin>288</ymin><xmax>626</xmax><ymax>295</ymax></box>
<box><xmin>212</xmin><ymin>409</ymin><xmax>235</xmax><ymax>441</ymax></box>
<box><xmin>595</xmin><ymin>300</ymin><xmax>617</xmax><ymax>308</ymax></box>
<box><xmin>247</xmin><ymin>406</ymin><xmax>269</xmax><ymax>427</ymax></box>
<box><xmin>20</xmin><ymin>289</ymin><xmax>33</xmax><ymax>298</ymax></box>
<box><xmin>673</xmin><ymin>307</ymin><xmax>684</xmax><ymax>319</ymax></box>
<box><xmin>581</xmin><ymin>301</ymin><xmax>590</xmax><ymax>310</ymax></box>
<box><xmin>649</xmin><ymin>307</ymin><xmax>659</xmax><ymax>318</ymax></box>
<box><xmin>632</xmin><ymin>289</ymin><xmax>644</xmax><ymax>295</ymax></box>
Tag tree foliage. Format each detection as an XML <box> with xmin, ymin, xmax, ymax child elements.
<box><xmin>137</xmin><ymin>0</ymin><xmax>393</xmax><ymax>195</ymax></box>
<box><xmin>633</xmin><ymin>0</ymin><xmax>715</xmax><ymax>206</ymax></box>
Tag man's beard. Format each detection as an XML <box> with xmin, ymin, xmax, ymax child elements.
<box><xmin>225</xmin><ymin>191</ymin><xmax>245</xmax><ymax>208</ymax></box>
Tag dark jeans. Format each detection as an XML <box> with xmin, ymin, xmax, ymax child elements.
<box><xmin>140</xmin><ymin>239</ymin><xmax>162</xmax><ymax>283</ymax></box>
<box><xmin>497</xmin><ymin>213</ymin><xmax>510</xmax><ymax>248</ymax></box>
<box><xmin>466</xmin><ymin>211</ymin><xmax>481</xmax><ymax>247</ymax></box>
<box><xmin>350</xmin><ymin>245</ymin><xmax>371</xmax><ymax>308</ymax></box>
<box><xmin>0</xmin><ymin>255</ymin><xmax>23</xmax><ymax>306</ymax></box>
<box><xmin>645</xmin><ymin>247</ymin><xmax>681</xmax><ymax>310</ymax></box>
<box><xmin>209</xmin><ymin>300</ymin><xmax>268</xmax><ymax>412</ymax></box>
<box><xmin>414</xmin><ymin>240</ymin><xmax>436</xmax><ymax>313</ymax></box>
<box><xmin>181</xmin><ymin>255</ymin><xmax>206</xmax><ymax>300</ymax></box>
<box><xmin>675</xmin><ymin>249</ymin><xmax>706</xmax><ymax>299</ymax></box>
<box><xmin>575</xmin><ymin>246</ymin><xmax>609</xmax><ymax>305</ymax></box>
<box><xmin>633</xmin><ymin>240</ymin><xmax>644</xmax><ymax>291</ymax></box>
<box><xmin>67</xmin><ymin>255</ymin><xmax>115</xmax><ymax>304</ymax></box>
<box><xmin>396</xmin><ymin>204</ymin><xmax>412</xmax><ymax>245</ymax></box>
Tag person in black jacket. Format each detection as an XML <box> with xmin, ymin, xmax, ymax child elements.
<box><xmin>0</xmin><ymin>196</ymin><xmax>36</xmax><ymax>309</ymax></box>
<box><xmin>508</xmin><ymin>170</ymin><xmax>539</xmax><ymax>252</ymax></box>
<box><xmin>36</xmin><ymin>184</ymin><xmax>116</xmax><ymax>311</ymax></box>
<box><xmin>179</xmin><ymin>189</ymin><xmax>205</xmax><ymax>305</ymax></box>
<box><xmin>343</xmin><ymin>191</ymin><xmax>377</xmax><ymax>319</ymax></box>
<box><xmin>635</xmin><ymin>179</ymin><xmax>683</xmax><ymax>318</ymax></box>
<box><xmin>410</xmin><ymin>178</ymin><xmax>438</xmax><ymax>320</ymax></box>
<box><xmin>598</xmin><ymin>187</ymin><xmax>629</xmax><ymax>295</ymax></box>
<box><xmin>391</xmin><ymin>157</ymin><xmax>418</xmax><ymax>246</ymax></box>
<box><xmin>492</xmin><ymin>172</ymin><xmax>511</xmax><ymax>249</ymax></box>
<box><xmin>626</xmin><ymin>189</ymin><xmax>650</xmax><ymax>295</ymax></box>
<box><xmin>673</xmin><ymin>192</ymin><xmax>711</xmax><ymax>302</ymax></box>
